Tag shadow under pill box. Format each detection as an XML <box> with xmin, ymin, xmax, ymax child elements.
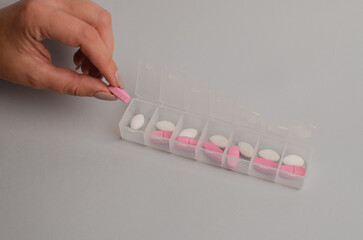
<box><xmin>118</xmin><ymin>61</ymin><xmax>317</xmax><ymax>189</ymax></box>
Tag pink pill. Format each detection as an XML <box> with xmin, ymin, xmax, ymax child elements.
<box><xmin>280</xmin><ymin>165</ymin><xmax>306</xmax><ymax>179</ymax></box>
<box><xmin>253</xmin><ymin>158</ymin><xmax>279</xmax><ymax>175</ymax></box>
<box><xmin>227</xmin><ymin>145</ymin><xmax>240</xmax><ymax>170</ymax></box>
<box><xmin>175</xmin><ymin>136</ymin><xmax>198</xmax><ymax>151</ymax></box>
<box><xmin>150</xmin><ymin>130</ymin><xmax>173</xmax><ymax>144</ymax></box>
<box><xmin>108</xmin><ymin>86</ymin><xmax>131</xmax><ymax>103</ymax></box>
<box><xmin>203</xmin><ymin>142</ymin><xmax>223</xmax><ymax>163</ymax></box>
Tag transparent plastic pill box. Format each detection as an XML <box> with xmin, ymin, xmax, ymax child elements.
<box><xmin>119</xmin><ymin>61</ymin><xmax>317</xmax><ymax>189</ymax></box>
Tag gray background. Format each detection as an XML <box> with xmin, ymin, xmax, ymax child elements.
<box><xmin>1</xmin><ymin>0</ymin><xmax>362</xmax><ymax>239</ymax></box>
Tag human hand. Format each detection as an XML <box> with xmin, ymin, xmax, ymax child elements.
<box><xmin>0</xmin><ymin>0</ymin><xmax>124</xmax><ymax>101</ymax></box>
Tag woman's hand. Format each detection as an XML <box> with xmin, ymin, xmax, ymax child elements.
<box><xmin>0</xmin><ymin>0</ymin><xmax>124</xmax><ymax>101</ymax></box>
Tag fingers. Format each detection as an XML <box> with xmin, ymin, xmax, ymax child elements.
<box><xmin>41</xmin><ymin>64</ymin><xmax>115</xmax><ymax>99</ymax></box>
<box><xmin>59</xmin><ymin>0</ymin><xmax>114</xmax><ymax>51</ymax></box>
<box><xmin>73</xmin><ymin>48</ymin><xmax>85</xmax><ymax>66</ymax></box>
<box><xmin>41</xmin><ymin>10</ymin><xmax>121</xmax><ymax>88</ymax></box>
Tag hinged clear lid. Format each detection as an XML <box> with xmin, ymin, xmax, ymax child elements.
<box><xmin>288</xmin><ymin>122</ymin><xmax>317</xmax><ymax>144</ymax></box>
<box><xmin>159</xmin><ymin>68</ymin><xmax>185</xmax><ymax>110</ymax></box>
<box><xmin>136</xmin><ymin>61</ymin><xmax>236</xmax><ymax>122</ymax></box>
<box><xmin>135</xmin><ymin>61</ymin><xmax>161</xmax><ymax>103</ymax></box>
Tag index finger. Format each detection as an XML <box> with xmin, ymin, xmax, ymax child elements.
<box><xmin>58</xmin><ymin>0</ymin><xmax>114</xmax><ymax>51</ymax></box>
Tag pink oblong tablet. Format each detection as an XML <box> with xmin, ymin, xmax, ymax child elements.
<box><xmin>203</xmin><ymin>142</ymin><xmax>223</xmax><ymax>163</ymax></box>
<box><xmin>151</xmin><ymin>130</ymin><xmax>173</xmax><ymax>144</ymax></box>
<box><xmin>253</xmin><ymin>158</ymin><xmax>279</xmax><ymax>175</ymax></box>
<box><xmin>108</xmin><ymin>86</ymin><xmax>131</xmax><ymax>103</ymax></box>
<box><xmin>175</xmin><ymin>136</ymin><xmax>198</xmax><ymax>151</ymax></box>
<box><xmin>280</xmin><ymin>165</ymin><xmax>306</xmax><ymax>178</ymax></box>
<box><xmin>227</xmin><ymin>145</ymin><xmax>240</xmax><ymax>170</ymax></box>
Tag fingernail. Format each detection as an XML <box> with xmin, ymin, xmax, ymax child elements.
<box><xmin>115</xmin><ymin>70</ymin><xmax>125</xmax><ymax>88</ymax></box>
<box><xmin>93</xmin><ymin>91</ymin><xmax>117</xmax><ymax>101</ymax></box>
<box><xmin>75</xmin><ymin>65</ymin><xmax>81</xmax><ymax>71</ymax></box>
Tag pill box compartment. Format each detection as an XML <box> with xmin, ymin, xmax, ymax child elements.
<box><xmin>275</xmin><ymin>124</ymin><xmax>316</xmax><ymax>188</ymax></box>
<box><xmin>222</xmin><ymin>126</ymin><xmax>260</xmax><ymax>175</ymax></box>
<box><xmin>250</xmin><ymin>125</ymin><xmax>288</xmax><ymax>182</ymax></box>
<box><xmin>119</xmin><ymin>98</ymin><xmax>157</xmax><ymax>145</ymax></box>
<box><xmin>170</xmin><ymin>113</ymin><xmax>208</xmax><ymax>160</ymax></box>
<box><xmin>144</xmin><ymin>106</ymin><xmax>182</xmax><ymax>152</ymax></box>
<box><xmin>197</xmin><ymin>120</ymin><xmax>234</xmax><ymax>167</ymax></box>
<box><xmin>118</xmin><ymin>61</ymin><xmax>317</xmax><ymax>189</ymax></box>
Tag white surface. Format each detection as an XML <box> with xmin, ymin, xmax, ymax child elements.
<box><xmin>1</xmin><ymin>0</ymin><xmax>363</xmax><ymax>239</ymax></box>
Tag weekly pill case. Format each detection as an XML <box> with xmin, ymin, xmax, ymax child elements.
<box><xmin>119</xmin><ymin>61</ymin><xmax>317</xmax><ymax>189</ymax></box>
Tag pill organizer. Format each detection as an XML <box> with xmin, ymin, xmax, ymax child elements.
<box><xmin>119</xmin><ymin>61</ymin><xmax>317</xmax><ymax>189</ymax></box>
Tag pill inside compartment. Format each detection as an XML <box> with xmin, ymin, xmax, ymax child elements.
<box><xmin>250</xmin><ymin>134</ymin><xmax>286</xmax><ymax>182</ymax></box>
<box><xmin>197</xmin><ymin>120</ymin><xmax>234</xmax><ymax>167</ymax></box>
<box><xmin>144</xmin><ymin>106</ymin><xmax>182</xmax><ymax>152</ymax></box>
<box><xmin>170</xmin><ymin>113</ymin><xmax>208</xmax><ymax>160</ymax></box>
<box><xmin>275</xmin><ymin>143</ymin><xmax>313</xmax><ymax>189</ymax></box>
<box><xmin>119</xmin><ymin>98</ymin><xmax>157</xmax><ymax>145</ymax></box>
<box><xmin>222</xmin><ymin>126</ymin><xmax>260</xmax><ymax>175</ymax></box>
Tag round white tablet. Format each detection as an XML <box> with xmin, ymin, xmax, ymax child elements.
<box><xmin>258</xmin><ymin>149</ymin><xmax>280</xmax><ymax>162</ymax></box>
<box><xmin>130</xmin><ymin>114</ymin><xmax>145</xmax><ymax>130</ymax></box>
<box><xmin>210</xmin><ymin>135</ymin><xmax>229</xmax><ymax>148</ymax></box>
<box><xmin>238</xmin><ymin>142</ymin><xmax>254</xmax><ymax>158</ymax></box>
<box><xmin>179</xmin><ymin>128</ymin><xmax>198</xmax><ymax>138</ymax></box>
<box><xmin>282</xmin><ymin>154</ymin><xmax>305</xmax><ymax>167</ymax></box>
<box><xmin>156</xmin><ymin>120</ymin><xmax>176</xmax><ymax>131</ymax></box>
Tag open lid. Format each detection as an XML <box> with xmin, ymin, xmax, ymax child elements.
<box><xmin>209</xmin><ymin>91</ymin><xmax>235</xmax><ymax>122</ymax></box>
<box><xmin>135</xmin><ymin>61</ymin><xmax>161</xmax><ymax>103</ymax></box>
<box><xmin>236</xmin><ymin>109</ymin><xmax>264</xmax><ymax>131</ymax></box>
<box><xmin>159</xmin><ymin>68</ymin><xmax>185</xmax><ymax>110</ymax></box>
<box><xmin>136</xmin><ymin>60</ymin><xmax>236</xmax><ymax>122</ymax></box>
<box><xmin>288</xmin><ymin>122</ymin><xmax>317</xmax><ymax>144</ymax></box>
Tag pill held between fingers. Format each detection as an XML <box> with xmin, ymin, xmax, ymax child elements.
<box><xmin>130</xmin><ymin>114</ymin><xmax>145</xmax><ymax>130</ymax></box>
<box><xmin>156</xmin><ymin>120</ymin><xmax>176</xmax><ymax>131</ymax></box>
<box><xmin>238</xmin><ymin>142</ymin><xmax>254</xmax><ymax>158</ymax></box>
<box><xmin>258</xmin><ymin>149</ymin><xmax>280</xmax><ymax>162</ymax></box>
<box><xmin>282</xmin><ymin>155</ymin><xmax>305</xmax><ymax>167</ymax></box>
<box><xmin>108</xmin><ymin>86</ymin><xmax>131</xmax><ymax>103</ymax></box>
<box><xmin>210</xmin><ymin>135</ymin><xmax>229</xmax><ymax>149</ymax></box>
<box><xmin>179</xmin><ymin>128</ymin><xmax>198</xmax><ymax>138</ymax></box>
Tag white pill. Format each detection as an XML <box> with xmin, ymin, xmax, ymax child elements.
<box><xmin>282</xmin><ymin>154</ymin><xmax>305</xmax><ymax>167</ymax></box>
<box><xmin>156</xmin><ymin>120</ymin><xmax>176</xmax><ymax>131</ymax></box>
<box><xmin>238</xmin><ymin>142</ymin><xmax>254</xmax><ymax>158</ymax></box>
<box><xmin>210</xmin><ymin>135</ymin><xmax>229</xmax><ymax>148</ymax></box>
<box><xmin>179</xmin><ymin>128</ymin><xmax>198</xmax><ymax>138</ymax></box>
<box><xmin>258</xmin><ymin>149</ymin><xmax>280</xmax><ymax>161</ymax></box>
<box><xmin>130</xmin><ymin>114</ymin><xmax>145</xmax><ymax>130</ymax></box>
